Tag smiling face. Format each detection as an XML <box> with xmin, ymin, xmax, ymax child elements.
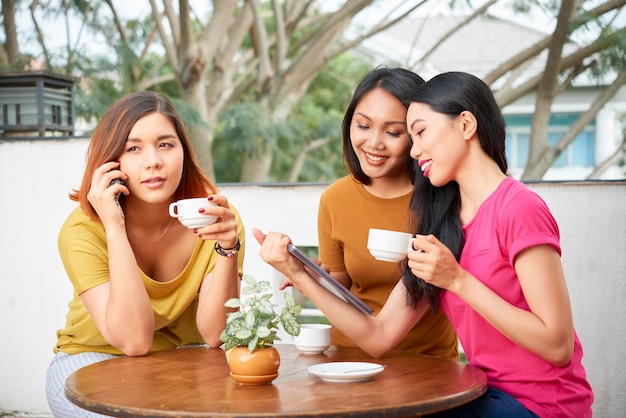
<box><xmin>349</xmin><ymin>87</ymin><xmax>411</xmax><ymax>184</ymax></box>
<box><xmin>119</xmin><ymin>112</ymin><xmax>184</xmax><ymax>204</ymax></box>
<box><xmin>406</xmin><ymin>102</ymin><xmax>469</xmax><ymax>187</ymax></box>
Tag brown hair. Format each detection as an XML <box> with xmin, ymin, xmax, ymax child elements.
<box><xmin>71</xmin><ymin>91</ymin><xmax>217</xmax><ymax>220</ymax></box>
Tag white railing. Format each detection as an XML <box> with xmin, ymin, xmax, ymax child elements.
<box><xmin>1</xmin><ymin>138</ymin><xmax>625</xmax><ymax>417</ymax></box>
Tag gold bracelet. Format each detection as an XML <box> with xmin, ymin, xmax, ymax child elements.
<box><xmin>214</xmin><ymin>238</ymin><xmax>240</xmax><ymax>258</ymax></box>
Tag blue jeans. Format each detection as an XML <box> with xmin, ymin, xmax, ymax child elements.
<box><xmin>425</xmin><ymin>387</ymin><xmax>539</xmax><ymax>418</ymax></box>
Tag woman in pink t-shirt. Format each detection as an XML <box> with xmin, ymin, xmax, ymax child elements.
<box><xmin>254</xmin><ymin>71</ymin><xmax>593</xmax><ymax>417</ymax></box>
<box><xmin>402</xmin><ymin>71</ymin><xmax>592</xmax><ymax>417</ymax></box>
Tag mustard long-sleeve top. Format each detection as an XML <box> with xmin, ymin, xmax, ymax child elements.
<box><xmin>318</xmin><ymin>175</ymin><xmax>458</xmax><ymax>359</ymax></box>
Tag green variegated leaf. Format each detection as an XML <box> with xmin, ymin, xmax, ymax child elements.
<box><xmin>257</xmin><ymin>325</ymin><xmax>271</xmax><ymax>338</ymax></box>
<box><xmin>256</xmin><ymin>280</ymin><xmax>270</xmax><ymax>291</ymax></box>
<box><xmin>224</xmin><ymin>298</ymin><xmax>241</xmax><ymax>308</ymax></box>
<box><xmin>248</xmin><ymin>336</ymin><xmax>259</xmax><ymax>351</ymax></box>
<box><xmin>284</xmin><ymin>303</ymin><xmax>301</xmax><ymax>317</ymax></box>
<box><xmin>257</xmin><ymin>299</ymin><xmax>275</xmax><ymax>315</ymax></box>
<box><xmin>284</xmin><ymin>292</ymin><xmax>295</xmax><ymax>307</ymax></box>
<box><xmin>235</xmin><ymin>329</ymin><xmax>252</xmax><ymax>339</ymax></box>
<box><xmin>245</xmin><ymin>310</ymin><xmax>255</xmax><ymax>327</ymax></box>
<box><xmin>243</xmin><ymin>275</ymin><xmax>256</xmax><ymax>286</ymax></box>
<box><xmin>282</xmin><ymin>316</ymin><xmax>301</xmax><ymax>336</ymax></box>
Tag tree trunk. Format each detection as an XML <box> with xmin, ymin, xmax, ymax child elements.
<box><xmin>187</xmin><ymin>88</ymin><xmax>218</xmax><ymax>181</ymax></box>
<box><xmin>587</xmin><ymin>139</ymin><xmax>626</xmax><ymax>179</ymax></box>
<box><xmin>1</xmin><ymin>0</ymin><xmax>19</xmax><ymax>67</ymax></box>
<box><xmin>288</xmin><ymin>137</ymin><xmax>332</xmax><ymax>182</ymax></box>
<box><xmin>239</xmin><ymin>141</ymin><xmax>274</xmax><ymax>182</ymax></box>
<box><xmin>522</xmin><ymin>0</ymin><xmax>575</xmax><ymax>180</ymax></box>
<box><xmin>523</xmin><ymin>65</ymin><xmax>626</xmax><ymax>179</ymax></box>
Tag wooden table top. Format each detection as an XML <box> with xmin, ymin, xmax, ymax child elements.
<box><xmin>65</xmin><ymin>345</ymin><xmax>487</xmax><ymax>417</ymax></box>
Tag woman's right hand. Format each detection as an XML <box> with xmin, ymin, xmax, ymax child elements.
<box><xmin>87</xmin><ymin>161</ymin><xmax>128</xmax><ymax>227</ymax></box>
<box><xmin>252</xmin><ymin>228</ymin><xmax>308</xmax><ymax>288</ymax></box>
<box><xmin>278</xmin><ymin>258</ymin><xmax>330</xmax><ymax>290</ymax></box>
<box><xmin>406</xmin><ymin>234</ymin><xmax>465</xmax><ymax>292</ymax></box>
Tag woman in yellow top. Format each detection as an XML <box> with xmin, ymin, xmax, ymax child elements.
<box><xmin>317</xmin><ymin>68</ymin><xmax>457</xmax><ymax>358</ymax></box>
<box><xmin>46</xmin><ymin>92</ymin><xmax>245</xmax><ymax>416</ymax></box>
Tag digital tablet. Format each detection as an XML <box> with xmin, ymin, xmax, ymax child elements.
<box><xmin>287</xmin><ymin>244</ymin><xmax>373</xmax><ymax>315</ymax></box>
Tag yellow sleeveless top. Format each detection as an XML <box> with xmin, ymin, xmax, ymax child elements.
<box><xmin>54</xmin><ymin>205</ymin><xmax>245</xmax><ymax>355</ymax></box>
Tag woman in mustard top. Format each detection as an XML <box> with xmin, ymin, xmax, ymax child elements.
<box><xmin>46</xmin><ymin>92</ymin><xmax>245</xmax><ymax>417</ymax></box>
<box><xmin>317</xmin><ymin>67</ymin><xmax>457</xmax><ymax>358</ymax></box>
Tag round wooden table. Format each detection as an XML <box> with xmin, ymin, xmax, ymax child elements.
<box><xmin>65</xmin><ymin>345</ymin><xmax>487</xmax><ymax>417</ymax></box>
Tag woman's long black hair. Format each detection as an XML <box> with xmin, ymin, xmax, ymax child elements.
<box><xmin>402</xmin><ymin>72</ymin><xmax>508</xmax><ymax>312</ymax></box>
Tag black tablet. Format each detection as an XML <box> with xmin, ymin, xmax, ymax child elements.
<box><xmin>287</xmin><ymin>244</ymin><xmax>373</xmax><ymax>315</ymax></box>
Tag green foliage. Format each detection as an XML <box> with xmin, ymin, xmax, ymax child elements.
<box><xmin>44</xmin><ymin>7</ymin><xmax>183</xmax><ymax>124</ymax></box>
<box><xmin>212</xmin><ymin>101</ymin><xmax>290</xmax><ymax>182</ymax></box>
<box><xmin>270</xmin><ymin>54</ymin><xmax>372</xmax><ymax>182</ymax></box>
<box><xmin>270</xmin><ymin>101</ymin><xmax>344</xmax><ymax>182</ymax></box>
<box><xmin>213</xmin><ymin>52</ymin><xmax>372</xmax><ymax>182</ymax></box>
<box><xmin>220</xmin><ymin>275</ymin><xmax>301</xmax><ymax>352</ymax></box>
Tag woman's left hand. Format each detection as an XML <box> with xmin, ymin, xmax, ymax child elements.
<box><xmin>406</xmin><ymin>234</ymin><xmax>465</xmax><ymax>292</ymax></box>
<box><xmin>194</xmin><ymin>194</ymin><xmax>239</xmax><ymax>249</ymax></box>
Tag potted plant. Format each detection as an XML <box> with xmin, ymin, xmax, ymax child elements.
<box><xmin>220</xmin><ymin>275</ymin><xmax>301</xmax><ymax>385</ymax></box>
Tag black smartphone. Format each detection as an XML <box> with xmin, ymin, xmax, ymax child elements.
<box><xmin>109</xmin><ymin>177</ymin><xmax>126</xmax><ymax>217</ymax></box>
<box><xmin>109</xmin><ymin>178</ymin><xmax>125</xmax><ymax>201</ymax></box>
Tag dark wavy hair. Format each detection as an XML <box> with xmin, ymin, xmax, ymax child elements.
<box><xmin>342</xmin><ymin>67</ymin><xmax>425</xmax><ymax>185</ymax></box>
<box><xmin>71</xmin><ymin>91</ymin><xmax>217</xmax><ymax>220</ymax></box>
<box><xmin>402</xmin><ymin>72</ymin><xmax>508</xmax><ymax>312</ymax></box>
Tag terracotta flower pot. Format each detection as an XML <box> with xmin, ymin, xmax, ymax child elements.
<box><xmin>226</xmin><ymin>346</ymin><xmax>280</xmax><ymax>385</ymax></box>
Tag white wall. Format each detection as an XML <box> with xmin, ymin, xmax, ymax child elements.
<box><xmin>1</xmin><ymin>139</ymin><xmax>625</xmax><ymax>417</ymax></box>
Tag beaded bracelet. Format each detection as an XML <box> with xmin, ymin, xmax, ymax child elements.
<box><xmin>214</xmin><ymin>238</ymin><xmax>241</xmax><ymax>258</ymax></box>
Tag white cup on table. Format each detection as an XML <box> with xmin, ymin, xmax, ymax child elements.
<box><xmin>367</xmin><ymin>228</ymin><xmax>416</xmax><ymax>262</ymax></box>
<box><xmin>293</xmin><ymin>324</ymin><xmax>332</xmax><ymax>355</ymax></box>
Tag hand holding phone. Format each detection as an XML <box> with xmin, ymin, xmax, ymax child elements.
<box><xmin>109</xmin><ymin>178</ymin><xmax>125</xmax><ymax>199</ymax></box>
<box><xmin>109</xmin><ymin>178</ymin><xmax>126</xmax><ymax>218</ymax></box>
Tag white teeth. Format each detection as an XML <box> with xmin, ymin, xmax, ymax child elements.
<box><xmin>365</xmin><ymin>152</ymin><xmax>387</xmax><ymax>162</ymax></box>
<box><xmin>421</xmin><ymin>161</ymin><xmax>432</xmax><ymax>171</ymax></box>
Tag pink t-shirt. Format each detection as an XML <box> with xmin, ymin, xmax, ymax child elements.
<box><xmin>441</xmin><ymin>177</ymin><xmax>593</xmax><ymax>417</ymax></box>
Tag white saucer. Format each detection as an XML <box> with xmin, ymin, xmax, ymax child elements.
<box><xmin>295</xmin><ymin>344</ymin><xmax>330</xmax><ymax>354</ymax></box>
<box><xmin>307</xmin><ymin>362</ymin><xmax>385</xmax><ymax>383</ymax></box>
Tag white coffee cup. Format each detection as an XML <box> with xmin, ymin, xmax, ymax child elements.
<box><xmin>367</xmin><ymin>228</ymin><xmax>416</xmax><ymax>262</ymax></box>
<box><xmin>169</xmin><ymin>198</ymin><xmax>218</xmax><ymax>229</ymax></box>
<box><xmin>293</xmin><ymin>324</ymin><xmax>332</xmax><ymax>354</ymax></box>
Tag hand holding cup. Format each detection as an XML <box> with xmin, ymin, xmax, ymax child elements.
<box><xmin>169</xmin><ymin>198</ymin><xmax>218</xmax><ymax>229</ymax></box>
